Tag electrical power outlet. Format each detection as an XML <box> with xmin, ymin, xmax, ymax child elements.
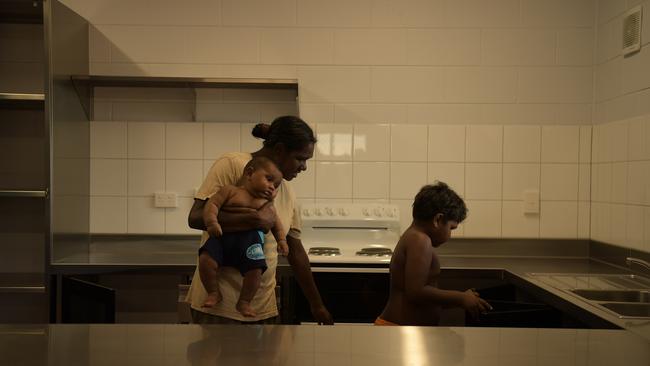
<box><xmin>154</xmin><ymin>192</ymin><xmax>178</xmax><ymax>208</ymax></box>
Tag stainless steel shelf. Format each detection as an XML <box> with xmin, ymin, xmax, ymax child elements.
<box><xmin>71</xmin><ymin>75</ymin><xmax>298</xmax><ymax>90</ymax></box>
<box><xmin>0</xmin><ymin>189</ymin><xmax>48</xmax><ymax>198</ymax></box>
<box><xmin>0</xmin><ymin>286</ymin><xmax>46</xmax><ymax>293</ymax></box>
<box><xmin>0</xmin><ymin>92</ymin><xmax>45</xmax><ymax>101</ymax></box>
<box><xmin>0</xmin><ymin>93</ymin><xmax>45</xmax><ymax>108</ymax></box>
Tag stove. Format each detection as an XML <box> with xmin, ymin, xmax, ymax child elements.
<box><xmin>300</xmin><ymin>203</ymin><xmax>401</xmax><ymax>266</ymax></box>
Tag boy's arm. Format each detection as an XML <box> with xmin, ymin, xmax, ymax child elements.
<box><xmin>202</xmin><ymin>186</ymin><xmax>236</xmax><ymax>237</ymax></box>
<box><xmin>404</xmin><ymin>239</ymin><xmax>491</xmax><ymax>319</ymax></box>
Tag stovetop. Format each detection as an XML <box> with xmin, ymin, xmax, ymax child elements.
<box><xmin>300</xmin><ymin>202</ymin><xmax>401</xmax><ymax>265</ymax></box>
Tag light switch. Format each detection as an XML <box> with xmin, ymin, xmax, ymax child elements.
<box><xmin>522</xmin><ymin>189</ymin><xmax>539</xmax><ymax>214</ymax></box>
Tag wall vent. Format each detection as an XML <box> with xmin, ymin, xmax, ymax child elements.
<box><xmin>622</xmin><ymin>5</ymin><xmax>643</xmax><ymax>56</ymax></box>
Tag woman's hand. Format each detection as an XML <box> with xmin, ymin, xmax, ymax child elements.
<box><xmin>310</xmin><ymin>305</ymin><xmax>334</xmax><ymax>325</ymax></box>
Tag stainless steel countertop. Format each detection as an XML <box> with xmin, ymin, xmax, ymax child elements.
<box><xmin>48</xmin><ymin>237</ymin><xmax>650</xmax><ymax>341</ymax></box>
<box><xmin>1</xmin><ymin>324</ymin><xmax>649</xmax><ymax>366</ymax></box>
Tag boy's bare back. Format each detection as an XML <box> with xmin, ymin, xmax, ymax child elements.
<box><xmin>377</xmin><ymin>182</ymin><xmax>491</xmax><ymax>326</ymax></box>
<box><xmin>380</xmin><ymin>226</ymin><xmax>443</xmax><ymax>325</ymax></box>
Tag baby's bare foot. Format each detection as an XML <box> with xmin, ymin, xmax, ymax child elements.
<box><xmin>236</xmin><ymin>300</ymin><xmax>256</xmax><ymax>317</ymax></box>
<box><xmin>202</xmin><ymin>291</ymin><xmax>222</xmax><ymax>308</ymax></box>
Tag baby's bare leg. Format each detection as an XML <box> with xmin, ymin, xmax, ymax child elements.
<box><xmin>198</xmin><ymin>252</ymin><xmax>222</xmax><ymax>308</ymax></box>
<box><xmin>236</xmin><ymin>268</ymin><xmax>262</xmax><ymax>317</ymax></box>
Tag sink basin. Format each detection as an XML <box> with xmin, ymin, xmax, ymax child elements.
<box><xmin>571</xmin><ymin>289</ymin><xmax>650</xmax><ymax>303</ymax></box>
<box><xmin>601</xmin><ymin>303</ymin><xmax>650</xmax><ymax>318</ymax></box>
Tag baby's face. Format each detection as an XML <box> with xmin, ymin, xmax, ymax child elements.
<box><xmin>248</xmin><ymin>164</ymin><xmax>283</xmax><ymax>199</ymax></box>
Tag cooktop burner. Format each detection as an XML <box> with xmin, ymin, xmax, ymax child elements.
<box><xmin>308</xmin><ymin>247</ymin><xmax>341</xmax><ymax>256</ymax></box>
<box><xmin>355</xmin><ymin>247</ymin><xmax>393</xmax><ymax>257</ymax></box>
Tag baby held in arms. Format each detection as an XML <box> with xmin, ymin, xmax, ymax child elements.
<box><xmin>198</xmin><ymin>156</ymin><xmax>288</xmax><ymax>317</ymax></box>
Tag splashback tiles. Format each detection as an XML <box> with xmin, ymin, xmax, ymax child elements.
<box><xmin>427</xmin><ymin>163</ymin><xmax>464</xmax><ymax>197</ymax></box>
<box><xmin>541</xmin><ymin>126</ymin><xmax>580</xmax><ymax>163</ymax></box>
<box><xmin>390</xmin><ymin>162</ymin><xmax>427</xmax><ymax>200</ymax></box>
<box><xmin>165</xmin><ymin>123</ymin><xmax>203</xmax><ymax>159</ymax></box>
<box><xmin>203</xmin><ymin>123</ymin><xmax>241</xmax><ymax>160</ymax></box>
<box><xmin>127</xmin><ymin>122</ymin><xmax>165</xmax><ymax>159</ymax></box>
<box><xmin>353</xmin><ymin>124</ymin><xmax>390</xmax><ymax>161</ymax></box>
<box><xmin>428</xmin><ymin>125</ymin><xmax>465</xmax><ymax>162</ymax></box>
<box><xmin>466</xmin><ymin>125</ymin><xmax>503</xmax><ymax>163</ymax></box>
<box><xmin>316</xmin><ymin>123</ymin><xmax>353</xmax><ymax>161</ymax></box>
<box><xmin>591</xmin><ymin>113</ymin><xmax>650</xmax><ymax>253</ymax></box>
<box><xmin>90</xmin><ymin>121</ymin><xmax>127</xmax><ymax>158</ymax></box>
<box><xmin>390</xmin><ymin>124</ymin><xmax>427</xmax><ymax>162</ymax></box>
<box><xmin>503</xmin><ymin>126</ymin><xmax>540</xmax><ymax>163</ymax></box>
<box><xmin>502</xmin><ymin>164</ymin><xmax>540</xmax><ymax>201</ymax></box>
<box><xmin>90</xmin><ymin>121</ymin><xmax>590</xmax><ymax>238</ymax></box>
<box><xmin>353</xmin><ymin>162</ymin><xmax>389</xmax><ymax>200</ymax></box>
<box><xmin>315</xmin><ymin>162</ymin><xmax>352</xmax><ymax>199</ymax></box>
<box><xmin>540</xmin><ymin>201</ymin><xmax>578</xmax><ymax>238</ymax></box>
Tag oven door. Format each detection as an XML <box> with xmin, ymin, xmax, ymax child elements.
<box><xmin>287</xmin><ymin>267</ymin><xmax>389</xmax><ymax>324</ymax></box>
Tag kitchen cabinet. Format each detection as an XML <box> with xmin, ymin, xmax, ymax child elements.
<box><xmin>285</xmin><ymin>267</ymin><xmax>620</xmax><ymax>328</ymax></box>
<box><xmin>0</xmin><ymin>0</ymin><xmax>89</xmax><ymax>323</ymax></box>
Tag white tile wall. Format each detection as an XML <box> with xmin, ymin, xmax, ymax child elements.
<box><xmin>75</xmin><ymin>0</ymin><xmax>643</xmax><ymax>246</ymax></box>
<box><xmin>591</xmin><ymin>113</ymin><xmax>650</xmax><ymax>251</ymax></box>
<box><xmin>127</xmin><ymin>123</ymin><xmax>165</xmax><ymax>159</ymax></box>
<box><xmin>466</xmin><ymin>125</ymin><xmax>503</xmax><ymax>163</ymax></box>
<box><xmin>503</xmin><ymin>126</ymin><xmax>541</xmax><ymax>163</ymax></box>
<box><xmin>390</xmin><ymin>124</ymin><xmax>427</xmax><ymax>162</ymax></box>
<box><xmin>90</xmin><ymin>121</ymin><xmax>591</xmax><ymax>238</ymax></box>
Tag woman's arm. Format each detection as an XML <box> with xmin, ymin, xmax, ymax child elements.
<box><xmin>188</xmin><ymin>199</ymin><xmax>275</xmax><ymax>232</ymax></box>
<box><xmin>202</xmin><ymin>186</ymin><xmax>235</xmax><ymax>237</ymax></box>
<box><xmin>269</xmin><ymin>206</ymin><xmax>289</xmax><ymax>255</ymax></box>
<box><xmin>286</xmin><ymin>235</ymin><xmax>333</xmax><ymax>324</ymax></box>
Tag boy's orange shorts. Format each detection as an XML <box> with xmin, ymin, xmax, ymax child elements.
<box><xmin>374</xmin><ymin>317</ymin><xmax>398</xmax><ymax>326</ymax></box>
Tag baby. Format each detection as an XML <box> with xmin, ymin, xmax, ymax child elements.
<box><xmin>198</xmin><ymin>156</ymin><xmax>288</xmax><ymax>317</ymax></box>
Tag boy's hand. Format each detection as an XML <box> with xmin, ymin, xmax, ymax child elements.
<box><xmin>207</xmin><ymin>223</ymin><xmax>223</xmax><ymax>238</ymax></box>
<box><xmin>277</xmin><ymin>240</ymin><xmax>289</xmax><ymax>256</ymax></box>
<box><xmin>460</xmin><ymin>289</ymin><xmax>492</xmax><ymax>320</ymax></box>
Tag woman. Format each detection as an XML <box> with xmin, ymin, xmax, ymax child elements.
<box><xmin>186</xmin><ymin>115</ymin><xmax>333</xmax><ymax>324</ymax></box>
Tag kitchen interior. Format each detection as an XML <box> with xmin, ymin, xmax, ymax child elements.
<box><xmin>2</xmin><ymin>0</ymin><xmax>650</xmax><ymax>364</ymax></box>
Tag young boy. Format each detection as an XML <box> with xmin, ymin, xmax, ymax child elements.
<box><xmin>198</xmin><ymin>156</ymin><xmax>289</xmax><ymax>317</ymax></box>
<box><xmin>376</xmin><ymin>182</ymin><xmax>492</xmax><ymax>326</ymax></box>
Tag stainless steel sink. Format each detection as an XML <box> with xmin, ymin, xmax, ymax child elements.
<box><xmin>526</xmin><ymin>273</ymin><xmax>650</xmax><ymax>318</ymax></box>
<box><xmin>570</xmin><ymin>289</ymin><xmax>650</xmax><ymax>303</ymax></box>
<box><xmin>601</xmin><ymin>303</ymin><xmax>650</xmax><ymax>318</ymax></box>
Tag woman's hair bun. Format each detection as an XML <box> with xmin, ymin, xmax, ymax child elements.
<box><xmin>252</xmin><ymin>123</ymin><xmax>271</xmax><ymax>139</ymax></box>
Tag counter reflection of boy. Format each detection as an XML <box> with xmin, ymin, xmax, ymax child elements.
<box><xmin>376</xmin><ymin>182</ymin><xmax>492</xmax><ymax>326</ymax></box>
<box><xmin>198</xmin><ymin>157</ymin><xmax>288</xmax><ymax>317</ymax></box>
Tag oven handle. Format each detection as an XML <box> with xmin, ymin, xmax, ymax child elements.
<box><xmin>311</xmin><ymin>267</ymin><xmax>389</xmax><ymax>273</ymax></box>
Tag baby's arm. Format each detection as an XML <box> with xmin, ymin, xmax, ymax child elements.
<box><xmin>269</xmin><ymin>204</ymin><xmax>288</xmax><ymax>256</ymax></box>
<box><xmin>203</xmin><ymin>185</ymin><xmax>237</xmax><ymax>237</ymax></box>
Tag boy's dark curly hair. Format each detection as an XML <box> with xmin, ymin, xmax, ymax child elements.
<box><xmin>412</xmin><ymin>182</ymin><xmax>467</xmax><ymax>223</ymax></box>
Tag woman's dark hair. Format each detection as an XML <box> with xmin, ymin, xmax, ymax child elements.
<box><xmin>252</xmin><ymin>115</ymin><xmax>317</xmax><ymax>151</ymax></box>
<box><xmin>412</xmin><ymin>181</ymin><xmax>467</xmax><ymax>223</ymax></box>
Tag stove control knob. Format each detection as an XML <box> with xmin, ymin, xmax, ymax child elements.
<box><xmin>325</xmin><ymin>207</ymin><xmax>334</xmax><ymax>216</ymax></box>
<box><xmin>302</xmin><ymin>208</ymin><xmax>312</xmax><ymax>217</ymax></box>
<box><xmin>338</xmin><ymin>207</ymin><xmax>349</xmax><ymax>216</ymax></box>
<box><xmin>314</xmin><ymin>208</ymin><xmax>323</xmax><ymax>216</ymax></box>
<box><xmin>373</xmin><ymin>207</ymin><xmax>383</xmax><ymax>217</ymax></box>
<box><xmin>362</xmin><ymin>207</ymin><xmax>371</xmax><ymax>217</ymax></box>
<box><xmin>386</xmin><ymin>208</ymin><xmax>394</xmax><ymax>217</ymax></box>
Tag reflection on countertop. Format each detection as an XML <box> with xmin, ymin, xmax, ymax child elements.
<box><xmin>47</xmin><ymin>236</ymin><xmax>650</xmax><ymax>342</ymax></box>
<box><xmin>1</xmin><ymin>323</ymin><xmax>649</xmax><ymax>366</ymax></box>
